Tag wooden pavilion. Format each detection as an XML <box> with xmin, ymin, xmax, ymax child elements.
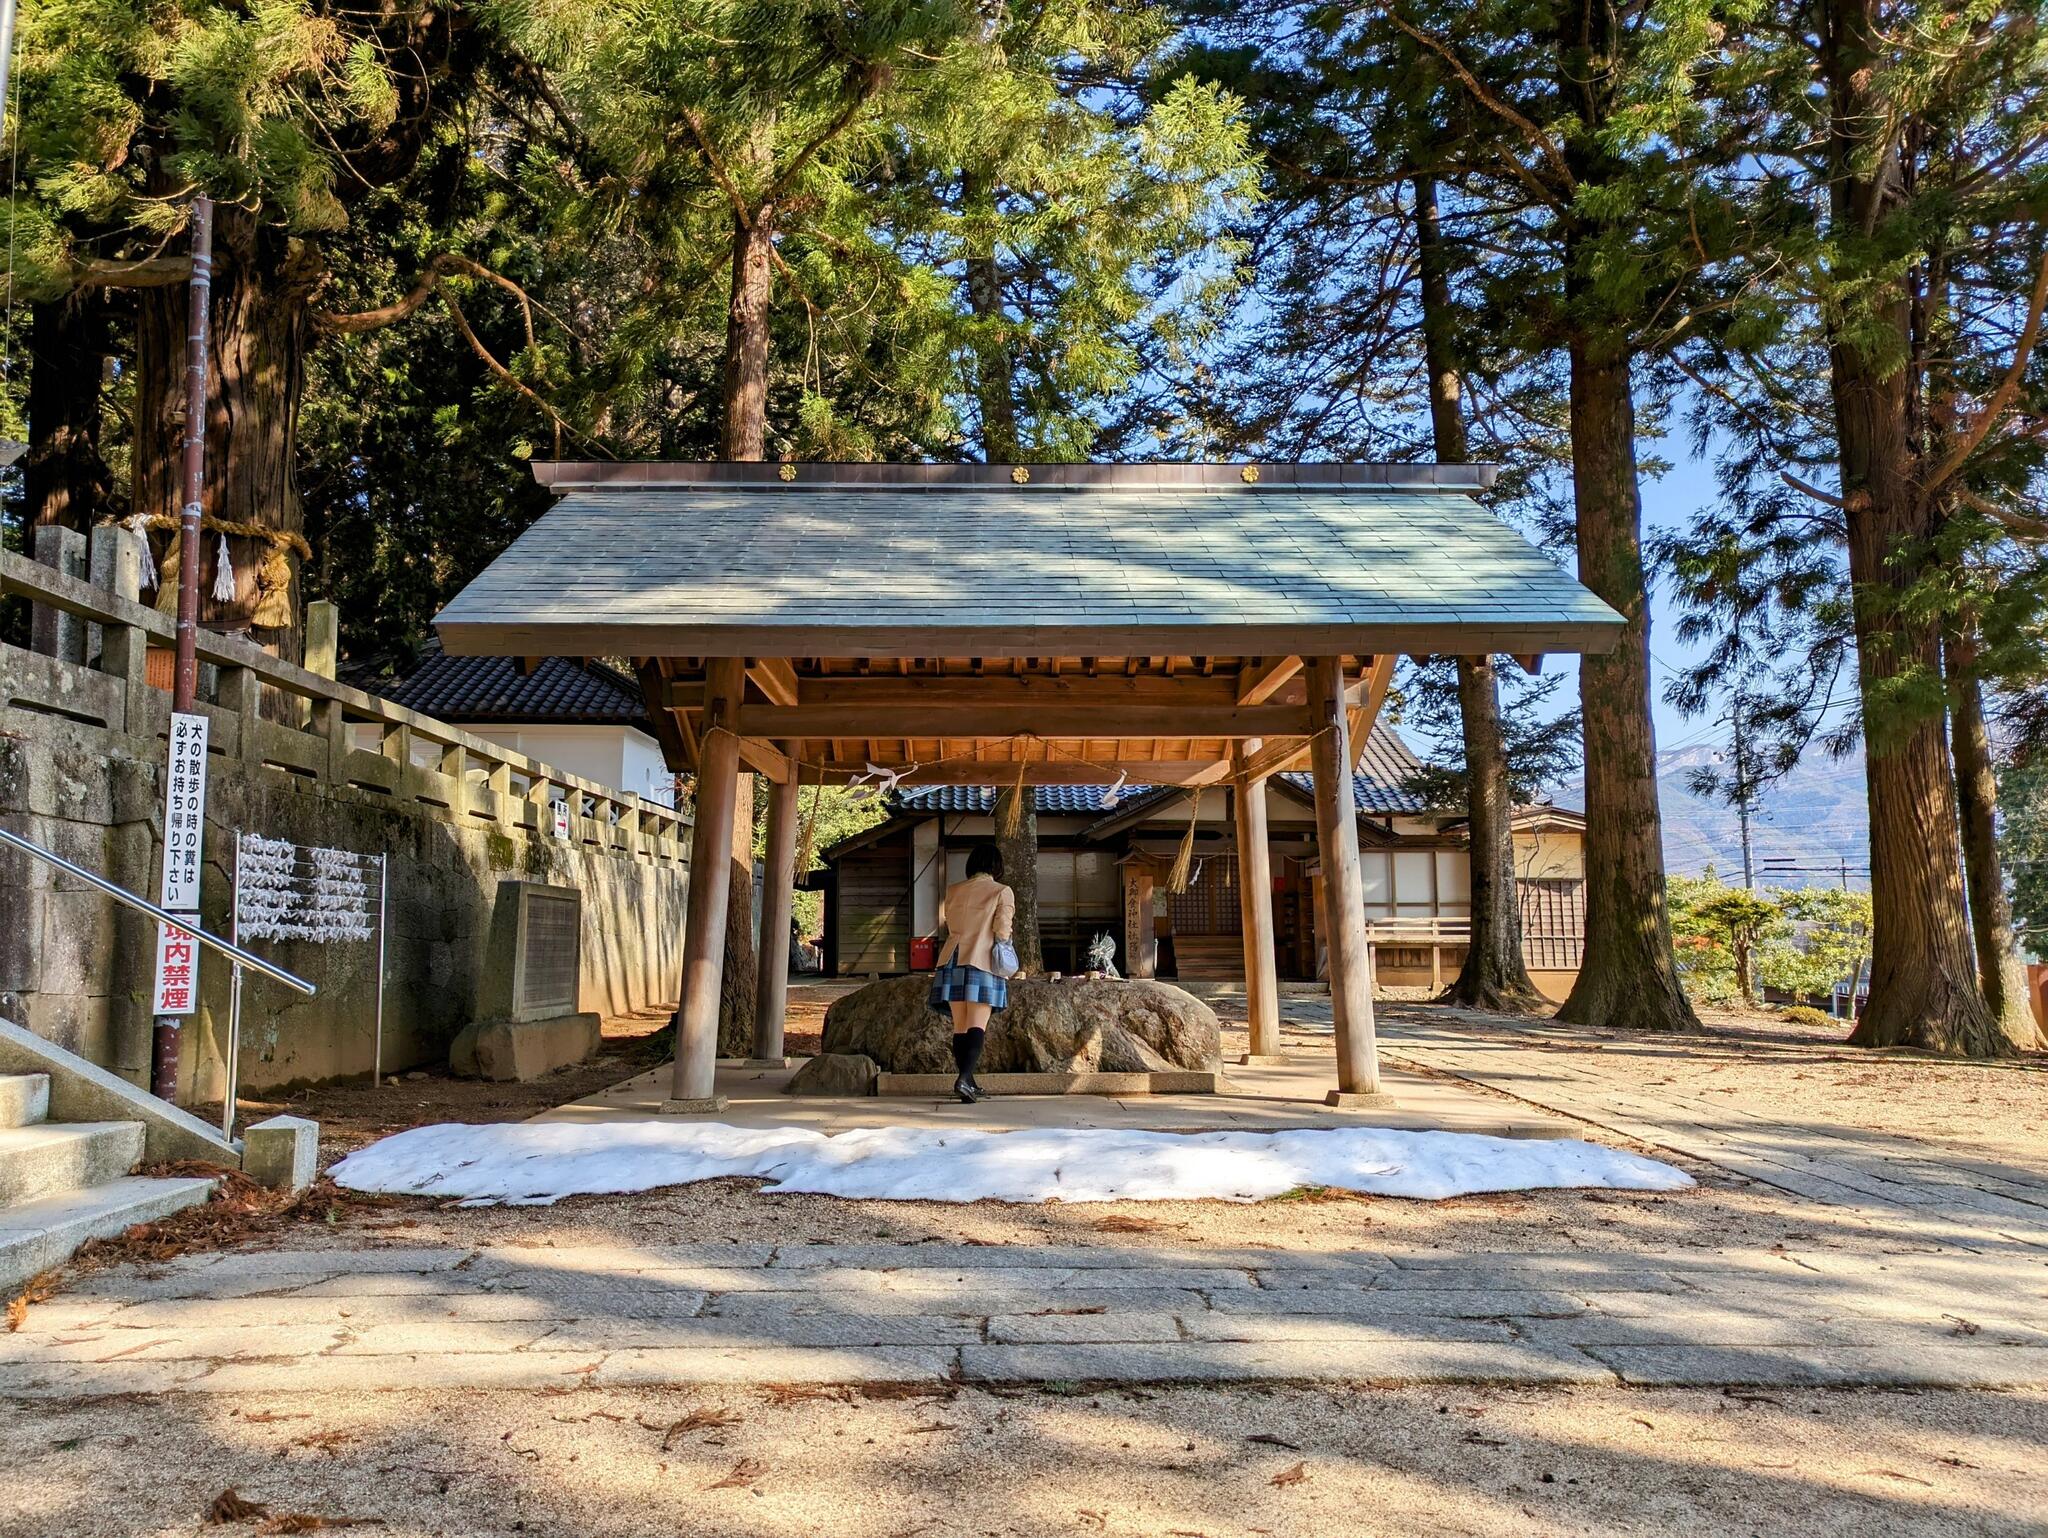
<box><xmin>436</xmin><ymin>462</ymin><xmax>1624</xmax><ymax>1111</ymax></box>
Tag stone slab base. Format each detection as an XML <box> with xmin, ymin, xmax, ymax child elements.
<box><xmin>657</xmin><ymin>1096</ymin><xmax>731</xmax><ymax>1114</ymax></box>
<box><xmin>1236</xmin><ymin>1053</ymin><xmax>1292</xmax><ymax>1066</ymax></box>
<box><xmin>451</xmin><ymin>1012</ymin><xmax>601</xmax><ymax>1082</ymax></box>
<box><xmin>742</xmin><ymin>1057</ymin><xmax>792</xmax><ymax>1070</ymax></box>
<box><xmin>1325</xmin><ymin>1090</ymin><xmax>1400</xmax><ymax>1110</ymax></box>
<box><xmin>874</xmin><ymin>1071</ymin><xmax>1219</xmax><ymax>1098</ymax></box>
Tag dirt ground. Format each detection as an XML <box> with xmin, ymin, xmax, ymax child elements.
<box><xmin>5</xmin><ymin>1382</ymin><xmax>2043</xmax><ymax>1538</ymax></box>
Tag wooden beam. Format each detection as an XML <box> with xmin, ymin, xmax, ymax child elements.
<box><xmin>1306</xmin><ymin>656</ymin><xmax>1381</xmax><ymax>1099</ymax></box>
<box><xmin>670</xmin><ymin>657</ymin><xmax>745</xmax><ymax>1109</ymax></box>
<box><xmin>751</xmin><ymin>760</ymin><xmax>800</xmax><ymax>1065</ymax></box>
<box><xmin>747</xmin><ymin>657</ymin><xmax>800</xmax><ymax>705</ymax></box>
<box><xmin>1233</xmin><ymin>767</ymin><xmax>1281</xmax><ymax>1059</ymax></box>
<box><xmin>1236</xmin><ymin>655</ymin><xmax>1303</xmax><ymax>706</ymax></box>
<box><xmin>868</xmin><ymin>759</ymin><xmax>1235</xmax><ymax>788</ymax></box>
<box><xmin>635</xmin><ymin>660</ymin><xmax>695</xmax><ymax>772</ymax></box>
<box><xmin>735</xmin><ymin>737</ymin><xmax>795</xmax><ymax>783</ymax></box>
<box><xmin>1236</xmin><ymin>734</ymin><xmax>1312</xmax><ymax>784</ymax></box>
<box><xmin>733</xmin><ymin>703</ymin><xmax>1310</xmax><ymax>740</ymax></box>
<box><xmin>1515</xmin><ymin>654</ymin><xmax>1543</xmax><ymax>675</ymax></box>
<box><xmin>1349</xmin><ymin>654</ymin><xmax>1397</xmax><ymax>773</ymax></box>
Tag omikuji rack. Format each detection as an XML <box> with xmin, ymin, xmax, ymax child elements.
<box><xmin>225</xmin><ymin>833</ymin><xmax>389</xmax><ymax>1137</ymax></box>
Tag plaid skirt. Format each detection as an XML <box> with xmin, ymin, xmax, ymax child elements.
<box><xmin>927</xmin><ymin>960</ymin><xmax>1009</xmax><ymax>1011</ymax></box>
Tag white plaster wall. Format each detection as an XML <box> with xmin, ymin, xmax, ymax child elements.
<box><xmin>462</xmin><ymin>724</ymin><xmax>675</xmax><ymax>806</ymax></box>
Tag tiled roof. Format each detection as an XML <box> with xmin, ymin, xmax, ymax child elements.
<box><xmin>1280</xmin><ymin>724</ymin><xmax>1430</xmax><ymax>815</ymax></box>
<box><xmin>435</xmin><ymin>485</ymin><xmax>1625</xmax><ymax>657</ymax></box>
<box><xmin>895</xmin><ymin>784</ymin><xmax>1128</xmax><ymax>815</ymax></box>
<box><xmin>384</xmin><ymin>646</ymin><xmax>649</xmax><ymax>727</ymax></box>
<box><xmin>893</xmin><ymin>727</ymin><xmax>1431</xmax><ymax>822</ymax></box>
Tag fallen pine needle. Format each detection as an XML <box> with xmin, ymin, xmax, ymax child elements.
<box><xmin>208</xmin><ymin>1489</ymin><xmax>269</xmax><ymax>1524</ymax></box>
<box><xmin>705</xmin><ymin>1459</ymin><xmax>766</xmax><ymax>1490</ymax></box>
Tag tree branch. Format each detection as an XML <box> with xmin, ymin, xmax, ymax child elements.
<box><xmin>1921</xmin><ymin>247</ymin><xmax>2048</xmax><ymax>499</ymax></box>
<box><xmin>680</xmin><ymin>109</ymin><xmax>755</xmax><ymax>227</ymax></box>
<box><xmin>767</xmin><ymin>64</ymin><xmax>887</xmax><ymax>201</ymax></box>
<box><xmin>1780</xmin><ymin>470</ymin><xmax>1849</xmax><ymax>509</ymax></box>
<box><xmin>1384</xmin><ymin>12</ymin><xmax>1574</xmax><ymax>204</ymax></box>
<box><xmin>71</xmin><ymin>257</ymin><xmax>193</xmax><ymax>290</ymax></box>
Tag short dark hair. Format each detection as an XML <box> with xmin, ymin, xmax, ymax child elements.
<box><xmin>966</xmin><ymin>843</ymin><xmax>1004</xmax><ymax>881</ymax></box>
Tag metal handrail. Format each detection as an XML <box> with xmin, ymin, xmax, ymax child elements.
<box><xmin>0</xmin><ymin>824</ymin><xmax>315</xmax><ymax>995</ymax></box>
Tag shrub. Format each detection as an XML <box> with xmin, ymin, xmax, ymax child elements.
<box><xmin>1780</xmin><ymin>1005</ymin><xmax>1834</xmax><ymax>1029</ymax></box>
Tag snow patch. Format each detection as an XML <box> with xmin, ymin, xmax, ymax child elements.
<box><xmin>327</xmin><ymin>1121</ymin><xmax>1693</xmax><ymax>1207</ymax></box>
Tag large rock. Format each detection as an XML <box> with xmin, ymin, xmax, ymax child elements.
<box><xmin>784</xmin><ymin>1052</ymin><xmax>880</xmax><ymax>1097</ymax></box>
<box><xmin>820</xmin><ymin>976</ymin><xmax>1220</xmax><ymax>1074</ymax></box>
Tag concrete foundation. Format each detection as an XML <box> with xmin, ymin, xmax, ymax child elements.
<box><xmin>458</xmin><ymin>1013</ymin><xmax>602</xmax><ymax>1082</ymax></box>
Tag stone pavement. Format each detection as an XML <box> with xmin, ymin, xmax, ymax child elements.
<box><xmin>1363</xmin><ymin>1006</ymin><xmax>2048</xmax><ymax>1254</ymax></box>
<box><xmin>8</xmin><ymin>999</ymin><xmax>2048</xmax><ymax>1399</ymax></box>
<box><xmin>5</xmin><ymin>1238</ymin><xmax>2047</xmax><ymax>1396</ymax></box>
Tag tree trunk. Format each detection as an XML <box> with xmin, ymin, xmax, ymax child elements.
<box><xmin>994</xmin><ymin>787</ymin><xmax>1043</xmax><ymax>973</ymax></box>
<box><xmin>963</xmin><ymin>173</ymin><xmax>1021</xmax><ymax>463</ymax></box>
<box><xmin>1414</xmin><ymin>173</ymin><xmax>1543</xmax><ymax>1012</ymax></box>
<box><xmin>718</xmin><ymin>773</ymin><xmax>760</xmax><ymax>1057</ymax></box>
<box><xmin>1946</xmin><ymin>631</ymin><xmax>2039</xmax><ymax>1048</ymax></box>
<box><xmin>719</xmin><ymin>202</ymin><xmax>777</xmax><ymax>461</ymax></box>
<box><xmin>26</xmin><ymin>293</ymin><xmax>117</xmax><ymax>533</ymax></box>
<box><xmin>1553</xmin><ymin>342</ymin><xmax>1699</xmax><ymax>1032</ymax></box>
<box><xmin>1820</xmin><ymin>0</ymin><xmax>2002</xmax><ymax>1058</ymax></box>
<box><xmin>131</xmin><ymin>208</ymin><xmax>318</xmax><ymax>654</ymax></box>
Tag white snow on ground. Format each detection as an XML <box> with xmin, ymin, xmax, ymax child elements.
<box><xmin>328</xmin><ymin>1122</ymin><xmax>1693</xmax><ymax>1207</ymax></box>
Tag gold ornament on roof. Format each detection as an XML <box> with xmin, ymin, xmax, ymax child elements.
<box><xmin>1011</xmin><ymin>465</ymin><xmax>1030</xmax><ymax>484</ymax></box>
<box><xmin>1241</xmin><ymin>464</ymin><xmax>1261</xmax><ymax>483</ymax></box>
<box><xmin>778</xmin><ymin>463</ymin><xmax>797</xmax><ymax>481</ymax></box>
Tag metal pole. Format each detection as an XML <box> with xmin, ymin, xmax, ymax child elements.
<box><xmin>222</xmin><ymin>832</ymin><xmax>242</xmax><ymax>1140</ymax></box>
<box><xmin>374</xmin><ymin>854</ymin><xmax>388</xmax><ymax>1087</ymax></box>
<box><xmin>150</xmin><ymin>196</ymin><xmax>214</xmax><ymax>1103</ymax></box>
<box><xmin>0</xmin><ymin>826</ymin><xmax>313</xmax><ymax>992</ymax></box>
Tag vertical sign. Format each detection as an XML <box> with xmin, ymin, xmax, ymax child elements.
<box><xmin>151</xmin><ymin>712</ymin><xmax>210</xmax><ymax>1015</ymax></box>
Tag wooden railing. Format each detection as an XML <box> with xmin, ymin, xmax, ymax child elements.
<box><xmin>2</xmin><ymin>549</ymin><xmax>689</xmax><ymax>863</ymax></box>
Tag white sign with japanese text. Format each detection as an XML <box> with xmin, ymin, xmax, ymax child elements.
<box><xmin>158</xmin><ymin>712</ymin><xmax>210</xmax><ymax>911</ymax></box>
<box><xmin>151</xmin><ymin>920</ymin><xmax>200</xmax><ymax>1016</ymax></box>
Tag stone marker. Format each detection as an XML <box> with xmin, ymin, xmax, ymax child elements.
<box><xmin>242</xmin><ymin>1115</ymin><xmax>319</xmax><ymax>1194</ymax></box>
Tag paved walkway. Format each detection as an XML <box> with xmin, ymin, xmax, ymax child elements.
<box><xmin>7</xmin><ymin>1237</ymin><xmax>2048</xmax><ymax>1396</ymax></box>
<box><xmin>8</xmin><ymin>1002</ymin><xmax>2048</xmax><ymax>1397</ymax></box>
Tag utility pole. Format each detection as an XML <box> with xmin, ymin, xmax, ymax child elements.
<box><xmin>148</xmin><ymin>197</ymin><xmax>214</xmax><ymax>1103</ymax></box>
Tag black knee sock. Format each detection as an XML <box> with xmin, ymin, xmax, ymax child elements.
<box><xmin>953</xmin><ymin>1027</ymin><xmax>986</xmax><ymax>1084</ymax></box>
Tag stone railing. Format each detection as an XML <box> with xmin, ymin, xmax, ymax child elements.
<box><xmin>2</xmin><ymin>548</ymin><xmax>689</xmax><ymax>864</ymax></box>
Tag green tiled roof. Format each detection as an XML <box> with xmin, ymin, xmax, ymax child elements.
<box><xmin>435</xmin><ymin>482</ymin><xmax>1623</xmax><ymax>658</ymax></box>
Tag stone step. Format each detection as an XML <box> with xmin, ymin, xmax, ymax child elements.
<box><xmin>0</xmin><ymin>1121</ymin><xmax>146</xmax><ymax>1207</ymax></box>
<box><xmin>873</xmin><ymin>1070</ymin><xmax>1221</xmax><ymax>1097</ymax></box>
<box><xmin>0</xmin><ymin>1074</ymin><xmax>49</xmax><ymax>1129</ymax></box>
<box><xmin>0</xmin><ymin>1175</ymin><xmax>217</xmax><ymax>1292</ymax></box>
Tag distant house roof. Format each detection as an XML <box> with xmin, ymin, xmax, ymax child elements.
<box><xmin>384</xmin><ymin>644</ymin><xmax>651</xmax><ymax>729</ymax></box>
<box><xmin>1279</xmin><ymin>724</ymin><xmax>1429</xmax><ymax>816</ymax></box>
<box><xmin>895</xmin><ymin>784</ymin><xmax>1133</xmax><ymax>815</ymax></box>
<box><xmin>890</xmin><ymin>726</ymin><xmax>1431</xmax><ymax>824</ymax></box>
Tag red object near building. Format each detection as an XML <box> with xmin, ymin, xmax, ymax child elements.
<box><xmin>910</xmin><ymin>936</ymin><xmax>937</xmax><ymax>972</ymax></box>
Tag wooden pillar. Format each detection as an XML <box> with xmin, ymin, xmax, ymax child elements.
<box><xmin>1233</xmin><ymin>767</ymin><xmax>1284</xmax><ymax>1063</ymax></box>
<box><xmin>667</xmin><ymin>657</ymin><xmax>743</xmax><ymax>1111</ymax></box>
<box><xmin>750</xmin><ymin>754</ymin><xmax>800</xmax><ymax>1066</ymax></box>
<box><xmin>1307</xmin><ymin>657</ymin><xmax>1387</xmax><ymax>1104</ymax></box>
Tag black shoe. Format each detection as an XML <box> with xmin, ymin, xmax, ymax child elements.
<box><xmin>953</xmin><ymin>1077</ymin><xmax>977</xmax><ymax>1104</ymax></box>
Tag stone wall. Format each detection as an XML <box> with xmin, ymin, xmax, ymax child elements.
<box><xmin>0</xmin><ymin>548</ymin><xmax>690</xmax><ymax>1105</ymax></box>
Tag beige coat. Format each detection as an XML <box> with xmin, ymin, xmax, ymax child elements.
<box><xmin>936</xmin><ymin>874</ymin><xmax>1016</xmax><ymax>973</ymax></box>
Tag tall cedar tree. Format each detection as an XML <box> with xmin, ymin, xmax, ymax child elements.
<box><xmin>1693</xmin><ymin>0</ymin><xmax>2048</xmax><ymax>1052</ymax></box>
<box><xmin>1339</xmin><ymin>0</ymin><xmax>1747</xmax><ymax>1031</ymax></box>
<box><xmin>9</xmin><ymin>1</ymin><xmax>510</xmax><ymax>652</ymax></box>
